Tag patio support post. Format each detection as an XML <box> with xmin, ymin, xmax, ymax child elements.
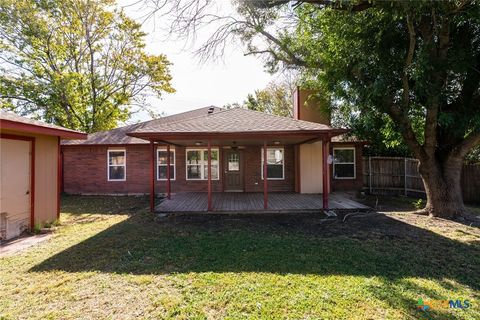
<box><xmin>150</xmin><ymin>140</ymin><xmax>155</xmax><ymax>213</ymax></box>
<box><xmin>166</xmin><ymin>144</ymin><xmax>171</xmax><ymax>200</ymax></box>
<box><xmin>322</xmin><ymin>138</ymin><xmax>329</xmax><ymax>210</ymax></box>
<box><xmin>263</xmin><ymin>141</ymin><xmax>268</xmax><ymax>209</ymax></box>
<box><xmin>207</xmin><ymin>139</ymin><xmax>212</xmax><ymax>211</ymax></box>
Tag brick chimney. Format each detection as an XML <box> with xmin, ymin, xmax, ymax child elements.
<box><xmin>293</xmin><ymin>87</ymin><xmax>331</xmax><ymax>125</ymax></box>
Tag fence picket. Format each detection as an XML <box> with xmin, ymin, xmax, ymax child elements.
<box><xmin>362</xmin><ymin>157</ymin><xmax>480</xmax><ymax>203</ymax></box>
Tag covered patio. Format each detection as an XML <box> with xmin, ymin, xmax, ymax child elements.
<box><xmin>126</xmin><ymin>107</ymin><xmax>349</xmax><ymax>213</ymax></box>
<box><xmin>155</xmin><ymin>192</ymin><xmax>369</xmax><ymax>213</ymax></box>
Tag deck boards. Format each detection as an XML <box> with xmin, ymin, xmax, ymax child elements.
<box><xmin>155</xmin><ymin>192</ymin><xmax>369</xmax><ymax>213</ymax></box>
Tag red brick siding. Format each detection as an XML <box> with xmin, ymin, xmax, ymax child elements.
<box><xmin>62</xmin><ymin>144</ymin><xmax>295</xmax><ymax>194</ymax></box>
<box><xmin>243</xmin><ymin>145</ymin><xmax>295</xmax><ymax>192</ymax></box>
<box><xmin>329</xmin><ymin>143</ymin><xmax>363</xmax><ymax>191</ymax></box>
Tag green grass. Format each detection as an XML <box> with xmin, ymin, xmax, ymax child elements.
<box><xmin>1</xmin><ymin>195</ymin><xmax>479</xmax><ymax>319</ymax></box>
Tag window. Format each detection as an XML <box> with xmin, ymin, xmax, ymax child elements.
<box><xmin>186</xmin><ymin>148</ymin><xmax>219</xmax><ymax>180</ymax></box>
<box><xmin>333</xmin><ymin>147</ymin><xmax>355</xmax><ymax>179</ymax></box>
<box><xmin>157</xmin><ymin>148</ymin><xmax>175</xmax><ymax>180</ymax></box>
<box><xmin>228</xmin><ymin>153</ymin><xmax>240</xmax><ymax>171</ymax></box>
<box><xmin>108</xmin><ymin>149</ymin><xmax>126</xmax><ymax>181</ymax></box>
<box><xmin>261</xmin><ymin>147</ymin><xmax>284</xmax><ymax>180</ymax></box>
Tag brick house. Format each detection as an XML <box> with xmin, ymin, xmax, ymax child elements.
<box><xmin>62</xmin><ymin>89</ymin><xmax>365</xmax><ymax>212</ymax></box>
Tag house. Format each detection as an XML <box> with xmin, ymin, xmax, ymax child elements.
<box><xmin>61</xmin><ymin>89</ymin><xmax>365</xmax><ymax>212</ymax></box>
<box><xmin>0</xmin><ymin>111</ymin><xmax>87</xmax><ymax>240</ymax></box>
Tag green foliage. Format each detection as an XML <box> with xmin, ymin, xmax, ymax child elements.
<box><xmin>413</xmin><ymin>199</ymin><xmax>425</xmax><ymax>210</ymax></box>
<box><xmin>33</xmin><ymin>223</ymin><xmax>42</xmax><ymax>234</ymax></box>
<box><xmin>235</xmin><ymin>1</ymin><xmax>480</xmax><ymax>159</ymax></box>
<box><xmin>0</xmin><ymin>0</ymin><xmax>174</xmax><ymax>132</ymax></box>
<box><xmin>226</xmin><ymin>80</ymin><xmax>294</xmax><ymax>117</ymax></box>
<box><xmin>465</xmin><ymin>146</ymin><xmax>480</xmax><ymax>164</ymax></box>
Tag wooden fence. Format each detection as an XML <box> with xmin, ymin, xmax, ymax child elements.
<box><xmin>362</xmin><ymin>157</ymin><xmax>480</xmax><ymax>203</ymax></box>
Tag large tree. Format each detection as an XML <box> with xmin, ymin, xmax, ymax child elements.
<box><xmin>143</xmin><ymin>0</ymin><xmax>480</xmax><ymax>219</ymax></box>
<box><xmin>225</xmin><ymin>78</ymin><xmax>295</xmax><ymax>117</ymax></box>
<box><xmin>0</xmin><ymin>0</ymin><xmax>174</xmax><ymax>132</ymax></box>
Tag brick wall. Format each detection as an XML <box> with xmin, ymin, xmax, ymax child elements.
<box><xmin>243</xmin><ymin>145</ymin><xmax>295</xmax><ymax>192</ymax></box>
<box><xmin>62</xmin><ymin>144</ymin><xmax>295</xmax><ymax>195</ymax></box>
<box><xmin>329</xmin><ymin>143</ymin><xmax>364</xmax><ymax>192</ymax></box>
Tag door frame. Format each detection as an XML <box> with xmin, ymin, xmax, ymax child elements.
<box><xmin>222</xmin><ymin>148</ymin><xmax>245</xmax><ymax>192</ymax></box>
<box><xmin>1</xmin><ymin>134</ymin><xmax>35</xmax><ymax>231</ymax></box>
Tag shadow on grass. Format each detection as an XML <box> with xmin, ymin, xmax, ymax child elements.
<box><xmin>60</xmin><ymin>194</ymin><xmax>150</xmax><ymax>215</ymax></box>
<box><xmin>31</xmin><ymin>209</ymin><xmax>479</xmax><ymax>292</ymax></box>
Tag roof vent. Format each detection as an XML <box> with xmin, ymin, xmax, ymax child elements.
<box><xmin>208</xmin><ymin>107</ymin><xmax>215</xmax><ymax>114</ymax></box>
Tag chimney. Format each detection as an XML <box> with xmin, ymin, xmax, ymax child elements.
<box><xmin>293</xmin><ymin>87</ymin><xmax>331</xmax><ymax>125</ymax></box>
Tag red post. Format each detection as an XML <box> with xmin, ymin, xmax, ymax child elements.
<box><xmin>263</xmin><ymin>141</ymin><xmax>268</xmax><ymax>209</ymax></box>
<box><xmin>207</xmin><ymin>139</ymin><xmax>212</xmax><ymax>211</ymax></box>
<box><xmin>166</xmin><ymin>144</ymin><xmax>171</xmax><ymax>199</ymax></box>
<box><xmin>150</xmin><ymin>140</ymin><xmax>155</xmax><ymax>212</ymax></box>
<box><xmin>322</xmin><ymin>138</ymin><xmax>329</xmax><ymax>210</ymax></box>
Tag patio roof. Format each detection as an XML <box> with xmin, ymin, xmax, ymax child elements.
<box><xmin>127</xmin><ymin>107</ymin><xmax>347</xmax><ymax>142</ymax></box>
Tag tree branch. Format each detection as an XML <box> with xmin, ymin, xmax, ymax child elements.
<box><xmin>252</xmin><ymin>0</ymin><xmax>373</xmax><ymax>11</ymax></box>
<box><xmin>452</xmin><ymin>130</ymin><xmax>480</xmax><ymax>159</ymax></box>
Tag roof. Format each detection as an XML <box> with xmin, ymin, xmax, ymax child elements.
<box><xmin>62</xmin><ymin>106</ymin><xmax>348</xmax><ymax>146</ymax></box>
<box><xmin>331</xmin><ymin>134</ymin><xmax>367</xmax><ymax>144</ymax></box>
<box><xmin>128</xmin><ymin>107</ymin><xmax>344</xmax><ymax>139</ymax></box>
<box><xmin>62</xmin><ymin>106</ymin><xmax>223</xmax><ymax>145</ymax></box>
<box><xmin>1</xmin><ymin>110</ymin><xmax>87</xmax><ymax>139</ymax></box>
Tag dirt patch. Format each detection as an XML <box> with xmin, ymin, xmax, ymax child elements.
<box><xmin>158</xmin><ymin>211</ymin><xmax>479</xmax><ymax>242</ymax></box>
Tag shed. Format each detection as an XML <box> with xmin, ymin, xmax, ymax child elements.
<box><xmin>0</xmin><ymin>111</ymin><xmax>86</xmax><ymax>240</ymax></box>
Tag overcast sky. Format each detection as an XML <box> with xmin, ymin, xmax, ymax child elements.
<box><xmin>120</xmin><ymin>1</ymin><xmax>274</xmax><ymax>121</ymax></box>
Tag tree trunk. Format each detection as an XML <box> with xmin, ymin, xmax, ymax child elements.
<box><xmin>418</xmin><ymin>156</ymin><xmax>465</xmax><ymax>219</ymax></box>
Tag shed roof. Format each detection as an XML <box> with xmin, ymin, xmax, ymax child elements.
<box><xmin>0</xmin><ymin>110</ymin><xmax>87</xmax><ymax>139</ymax></box>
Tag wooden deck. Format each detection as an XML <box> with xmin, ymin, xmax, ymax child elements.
<box><xmin>155</xmin><ymin>192</ymin><xmax>369</xmax><ymax>213</ymax></box>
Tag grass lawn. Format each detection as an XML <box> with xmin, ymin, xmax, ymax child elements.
<box><xmin>1</xmin><ymin>195</ymin><xmax>479</xmax><ymax>319</ymax></box>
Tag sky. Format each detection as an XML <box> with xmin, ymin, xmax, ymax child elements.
<box><xmin>120</xmin><ymin>0</ymin><xmax>274</xmax><ymax>121</ymax></box>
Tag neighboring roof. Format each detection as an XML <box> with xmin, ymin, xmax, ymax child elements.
<box><xmin>128</xmin><ymin>107</ymin><xmax>345</xmax><ymax>139</ymax></box>
<box><xmin>331</xmin><ymin>134</ymin><xmax>367</xmax><ymax>144</ymax></box>
<box><xmin>0</xmin><ymin>110</ymin><xmax>87</xmax><ymax>139</ymax></box>
<box><xmin>62</xmin><ymin>106</ymin><xmax>223</xmax><ymax>145</ymax></box>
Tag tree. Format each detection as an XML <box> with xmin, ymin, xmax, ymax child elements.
<box><xmin>244</xmin><ymin>1</ymin><xmax>480</xmax><ymax>219</ymax></box>
<box><xmin>144</xmin><ymin>0</ymin><xmax>480</xmax><ymax>219</ymax></box>
<box><xmin>0</xmin><ymin>0</ymin><xmax>174</xmax><ymax>133</ymax></box>
<box><xmin>225</xmin><ymin>79</ymin><xmax>294</xmax><ymax>117</ymax></box>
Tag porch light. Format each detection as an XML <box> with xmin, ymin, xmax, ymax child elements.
<box><xmin>274</xmin><ymin>141</ymin><xmax>280</xmax><ymax>145</ymax></box>
<box><xmin>195</xmin><ymin>141</ymin><xmax>202</xmax><ymax>146</ymax></box>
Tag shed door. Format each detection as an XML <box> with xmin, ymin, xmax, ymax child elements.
<box><xmin>0</xmin><ymin>138</ymin><xmax>31</xmax><ymax>240</ymax></box>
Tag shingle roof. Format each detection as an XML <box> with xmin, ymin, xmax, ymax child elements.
<box><xmin>62</xmin><ymin>106</ymin><xmax>223</xmax><ymax>145</ymax></box>
<box><xmin>1</xmin><ymin>110</ymin><xmax>87</xmax><ymax>139</ymax></box>
<box><xmin>128</xmin><ymin>107</ymin><xmax>335</xmax><ymax>135</ymax></box>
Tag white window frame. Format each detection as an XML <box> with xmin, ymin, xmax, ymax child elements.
<box><xmin>185</xmin><ymin>148</ymin><xmax>220</xmax><ymax>180</ymax></box>
<box><xmin>157</xmin><ymin>147</ymin><xmax>176</xmax><ymax>181</ymax></box>
<box><xmin>333</xmin><ymin>147</ymin><xmax>356</xmax><ymax>179</ymax></box>
<box><xmin>107</xmin><ymin>149</ymin><xmax>126</xmax><ymax>181</ymax></box>
<box><xmin>261</xmin><ymin>147</ymin><xmax>285</xmax><ymax>180</ymax></box>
